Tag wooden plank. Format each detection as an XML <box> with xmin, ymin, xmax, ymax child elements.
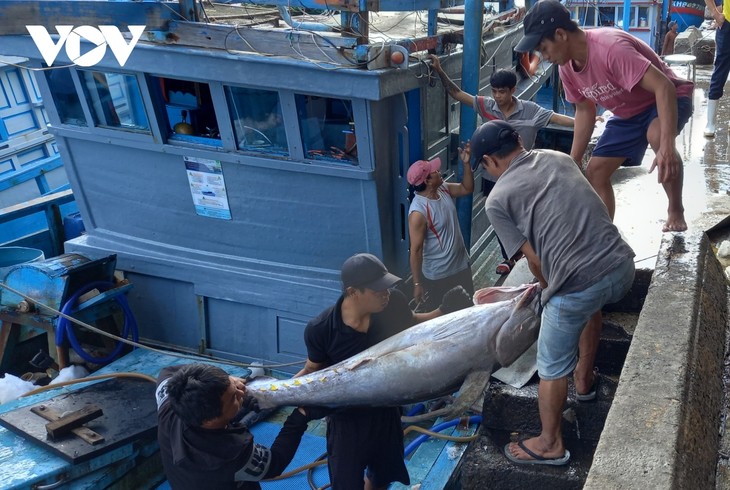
<box><xmin>43</xmin><ymin>405</ymin><xmax>104</xmax><ymax>440</ymax></box>
<box><xmin>31</xmin><ymin>405</ymin><xmax>105</xmax><ymax>445</ymax></box>
<box><xmin>0</xmin><ymin>189</ymin><xmax>74</xmax><ymax>221</ymax></box>
<box><xmin>167</xmin><ymin>21</ymin><xmax>359</xmax><ymax>64</ymax></box>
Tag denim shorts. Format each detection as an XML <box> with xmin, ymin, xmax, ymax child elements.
<box><xmin>592</xmin><ymin>96</ymin><xmax>693</xmax><ymax>167</ymax></box>
<box><xmin>537</xmin><ymin>258</ymin><xmax>636</xmax><ymax>380</ymax></box>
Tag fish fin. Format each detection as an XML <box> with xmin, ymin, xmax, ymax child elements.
<box><xmin>347</xmin><ymin>357</ymin><xmax>373</xmax><ymax>370</ymax></box>
<box><xmin>400</xmin><ymin>370</ymin><xmax>491</xmax><ymax>423</ymax></box>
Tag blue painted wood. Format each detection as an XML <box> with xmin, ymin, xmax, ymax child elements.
<box><xmin>0</xmin><ymin>349</ymin><xmax>250</xmax><ymax>489</ymax></box>
<box><xmin>392</xmin><ymin>419</ymin><xmax>479</xmax><ymax>489</ymax></box>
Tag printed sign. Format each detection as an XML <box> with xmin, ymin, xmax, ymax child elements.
<box><xmin>184</xmin><ymin>156</ymin><xmax>232</xmax><ymax>220</ymax></box>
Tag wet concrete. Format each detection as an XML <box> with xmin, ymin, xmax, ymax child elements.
<box><xmin>459</xmin><ymin>63</ymin><xmax>730</xmax><ymax>489</ymax></box>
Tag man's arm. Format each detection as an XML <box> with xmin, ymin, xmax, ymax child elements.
<box><xmin>445</xmin><ymin>145</ymin><xmax>474</xmax><ymax>197</ymax></box>
<box><xmin>549</xmin><ymin>112</ymin><xmax>575</xmax><ymax>127</ymax></box>
<box><xmin>429</xmin><ymin>54</ymin><xmax>476</xmax><ymax>106</ymax></box>
<box><xmin>408</xmin><ymin>212</ymin><xmax>428</xmax><ymax>304</ymax></box>
<box><xmin>637</xmin><ymin>65</ymin><xmax>679</xmax><ymax>182</ymax></box>
<box><xmin>569</xmin><ymin>100</ymin><xmax>597</xmax><ymax>166</ymax></box>
<box><xmin>236</xmin><ymin>407</ymin><xmax>317</xmax><ymax>482</ymax></box>
<box><xmin>706</xmin><ymin>0</ymin><xmax>726</xmax><ymax>26</ymax></box>
<box><xmin>294</xmin><ymin>358</ymin><xmax>327</xmax><ymax>377</ymax></box>
<box><xmin>520</xmin><ymin>241</ymin><xmax>546</xmax><ymax>288</ymax></box>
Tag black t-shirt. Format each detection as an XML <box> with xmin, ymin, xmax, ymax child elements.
<box><xmin>303</xmin><ymin>289</ymin><xmax>415</xmax><ymax>366</ymax></box>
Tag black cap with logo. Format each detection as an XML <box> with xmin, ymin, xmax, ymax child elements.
<box><xmin>515</xmin><ymin>0</ymin><xmax>575</xmax><ymax>53</ymax></box>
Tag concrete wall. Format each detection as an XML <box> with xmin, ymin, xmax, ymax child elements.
<box><xmin>585</xmin><ymin>232</ymin><xmax>728</xmax><ymax>488</ymax></box>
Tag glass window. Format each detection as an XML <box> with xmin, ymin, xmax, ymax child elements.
<box><xmin>153</xmin><ymin>77</ymin><xmax>221</xmax><ymax>143</ymax></box>
<box><xmin>80</xmin><ymin>71</ymin><xmax>149</xmax><ymax>131</ymax></box>
<box><xmin>295</xmin><ymin>94</ymin><xmax>357</xmax><ymax>163</ymax></box>
<box><xmin>578</xmin><ymin>6</ymin><xmax>597</xmax><ymax>26</ymax></box>
<box><xmin>45</xmin><ymin>68</ymin><xmax>86</xmax><ymax>126</ymax></box>
<box><xmin>598</xmin><ymin>7</ymin><xmax>616</xmax><ymax>26</ymax></box>
<box><xmin>225</xmin><ymin>86</ymin><xmax>288</xmax><ymax>155</ymax></box>
<box><xmin>638</xmin><ymin>7</ymin><xmax>649</xmax><ymax>27</ymax></box>
<box><xmin>617</xmin><ymin>6</ymin><xmax>639</xmax><ymax>27</ymax></box>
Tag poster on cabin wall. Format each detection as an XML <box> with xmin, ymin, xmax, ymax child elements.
<box><xmin>183</xmin><ymin>156</ymin><xmax>232</xmax><ymax>220</ymax></box>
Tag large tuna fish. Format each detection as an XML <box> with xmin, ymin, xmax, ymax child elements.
<box><xmin>247</xmin><ymin>283</ymin><xmax>541</xmax><ymax>421</ymax></box>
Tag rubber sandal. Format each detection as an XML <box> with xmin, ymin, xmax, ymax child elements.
<box><xmin>504</xmin><ymin>441</ymin><xmax>571</xmax><ymax>466</ymax></box>
<box><xmin>496</xmin><ymin>260</ymin><xmax>514</xmax><ymax>275</ymax></box>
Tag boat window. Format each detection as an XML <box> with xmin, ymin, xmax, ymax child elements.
<box><xmin>225</xmin><ymin>86</ymin><xmax>288</xmax><ymax>155</ymax></box>
<box><xmin>616</xmin><ymin>7</ymin><xmax>640</xmax><ymax>28</ymax></box>
<box><xmin>295</xmin><ymin>94</ymin><xmax>357</xmax><ymax>164</ymax></box>
<box><xmin>577</xmin><ymin>6</ymin><xmax>597</xmax><ymax>26</ymax></box>
<box><xmin>45</xmin><ymin>68</ymin><xmax>87</xmax><ymax>126</ymax></box>
<box><xmin>151</xmin><ymin>76</ymin><xmax>221</xmax><ymax>145</ymax></box>
<box><xmin>80</xmin><ymin>71</ymin><xmax>149</xmax><ymax>131</ymax></box>
<box><xmin>598</xmin><ymin>7</ymin><xmax>616</xmax><ymax>26</ymax></box>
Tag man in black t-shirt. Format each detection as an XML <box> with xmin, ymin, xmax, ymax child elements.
<box><xmin>156</xmin><ymin>363</ymin><xmax>325</xmax><ymax>489</ymax></box>
<box><xmin>295</xmin><ymin>253</ymin><xmax>472</xmax><ymax>489</ymax></box>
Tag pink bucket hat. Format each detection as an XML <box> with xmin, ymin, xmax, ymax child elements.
<box><xmin>406</xmin><ymin>157</ymin><xmax>441</xmax><ymax>186</ymax></box>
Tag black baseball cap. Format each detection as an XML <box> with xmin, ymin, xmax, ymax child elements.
<box><xmin>341</xmin><ymin>253</ymin><xmax>402</xmax><ymax>290</ymax></box>
<box><xmin>470</xmin><ymin>120</ymin><xmax>520</xmax><ymax>163</ymax></box>
<box><xmin>515</xmin><ymin>0</ymin><xmax>576</xmax><ymax>53</ymax></box>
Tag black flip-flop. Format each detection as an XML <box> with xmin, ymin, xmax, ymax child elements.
<box><xmin>504</xmin><ymin>441</ymin><xmax>571</xmax><ymax>466</ymax></box>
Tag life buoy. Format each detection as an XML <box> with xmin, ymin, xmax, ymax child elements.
<box><xmin>519</xmin><ymin>52</ymin><xmax>540</xmax><ymax>77</ymax></box>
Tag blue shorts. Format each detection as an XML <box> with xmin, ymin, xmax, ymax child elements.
<box><xmin>592</xmin><ymin>96</ymin><xmax>693</xmax><ymax>167</ymax></box>
<box><xmin>537</xmin><ymin>258</ymin><xmax>635</xmax><ymax>380</ymax></box>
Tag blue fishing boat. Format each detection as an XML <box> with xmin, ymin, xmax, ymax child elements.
<box><xmin>556</xmin><ymin>0</ymin><xmax>682</xmax><ymax>51</ymax></box>
<box><xmin>0</xmin><ymin>0</ymin><xmax>554</xmax><ymax>487</ymax></box>
<box><xmin>0</xmin><ymin>55</ymin><xmax>80</xmax><ymax>254</ymax></box>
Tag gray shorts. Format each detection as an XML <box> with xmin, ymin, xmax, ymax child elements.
<box><xmin>537</xmin><ymin>258</ymin><xmax>635</xmax><ymax>380</ymax></box>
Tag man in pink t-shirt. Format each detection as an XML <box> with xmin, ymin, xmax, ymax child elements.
<box><xmin>516</xmin><ymin>0</ymin><xmax>693</xmax><ymax>233</ymax></box>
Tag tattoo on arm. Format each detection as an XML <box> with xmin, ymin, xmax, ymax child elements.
<box><xmin>437</xmin><ymin>70</ymin><xmax>461</xmax><ymax>97</ymax></box>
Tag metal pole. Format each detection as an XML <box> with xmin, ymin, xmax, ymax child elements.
<box><xmin>623</xmin><ymin>0</ymin><xmax>632</xmax><ymax>31</ymax></box>
<box><xmin>456</xmin><ymin>0</ymin><xmax>484</xmax><ymax>251</ymax></box>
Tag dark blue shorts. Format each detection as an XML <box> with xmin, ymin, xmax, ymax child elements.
<box><xmin>592</xmin><ymin>96</ymin><xmax>693</xmax><ymax>167</ymax></box>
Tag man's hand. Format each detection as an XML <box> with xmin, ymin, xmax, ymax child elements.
<box><xmin>241</xmin><ymin>394</ymin><xmax>260</xmax><ymax>414</ymax></box>
<box><xmin>458</xmin><ymin>142</ymin><xmax>472</xmax><ymax>169</ymax></box>
<box><xmin>232</xmin><ymin>394</ymin><xmax>261</xmax><ymax>423</ymax></box>
<box><xmin>439</xmin><ymin>286</ymin><xmax>473</xmax><ymax>314</ymax></box>
<box><xmin>649</xmin><ymin>146</ymin><xmax>681</xmax><ymax>183</ymax></box>
<box><xmin>429</xmin><ymin>54</ymin><xmax>443</xmax><ymax>73</ymax></box>
<box><xmin>298</xmin><ymin>406</ymin><xmax>333</xmax><ymax>421</ymax></box>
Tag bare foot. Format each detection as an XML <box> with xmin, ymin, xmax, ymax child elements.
<box><xmin>506</xmin><ymin>436</ymin><xmax>565</xmax><ymax>461</ymax></box>
<box><xmin>663</xmin><ymin>212</ymin><xmax>687</xmax><ymax>232</ymax></box>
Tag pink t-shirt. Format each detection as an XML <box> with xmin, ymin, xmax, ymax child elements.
<box><xmin>560</xmin><ymin>28</ymin><xmax>693</xmax><ymax>119</ymax></box>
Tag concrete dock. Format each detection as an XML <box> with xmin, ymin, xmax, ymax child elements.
<box><xmin>460</xmin><ymin>62</ymin><xmax>730</xmax><ymax>489</ymax></box>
